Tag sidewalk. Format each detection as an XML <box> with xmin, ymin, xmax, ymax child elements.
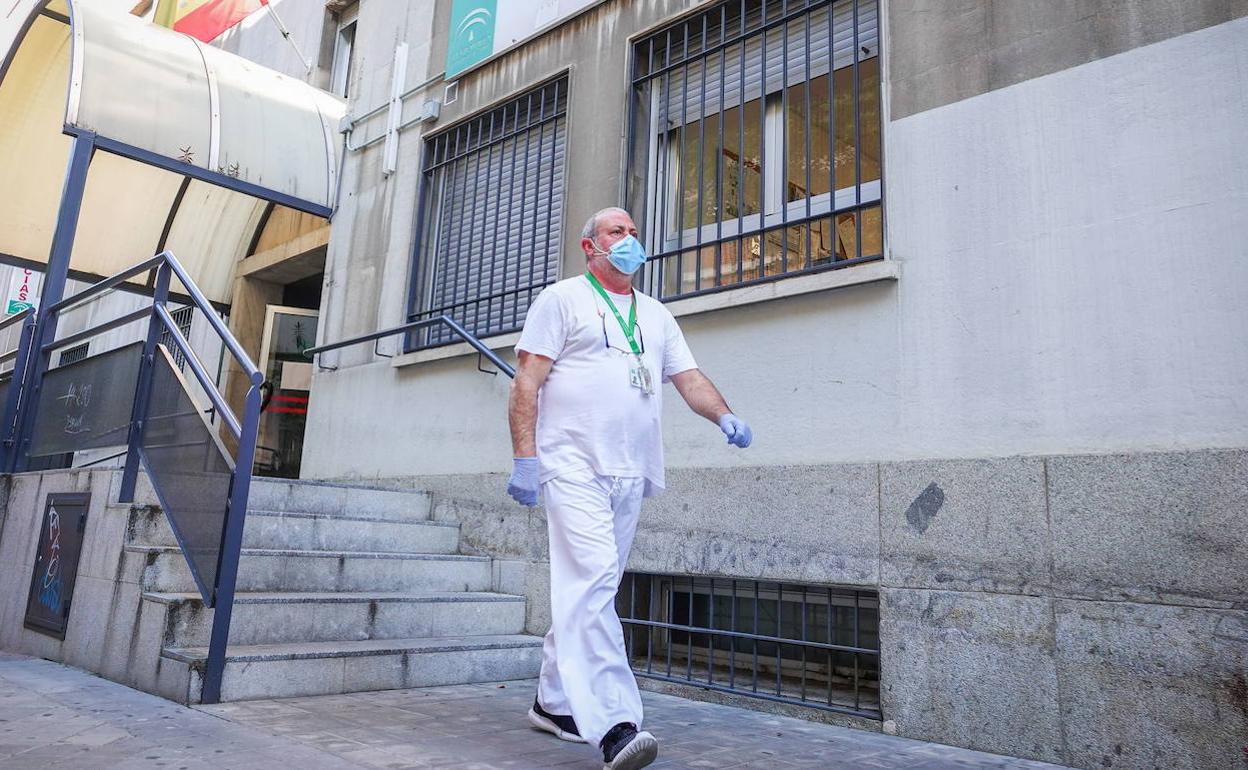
<box><xmin>0</xmin><ymin>652</ymin><xmax>1074</xmax><ymax>769</ymax></box>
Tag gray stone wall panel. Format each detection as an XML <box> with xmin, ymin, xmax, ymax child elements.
<box><xmin>435</xmin><ymin>497</ymin><xmax>534</xmax><ymax>561</ymax></box>
<box><xmin>628</xmin><ymin>464</ymin><xmax>880</xmax><ymax>585</ymax></box>
<box><xmin>1054</xmin><ymin>599</ymin><xmax>1248</xmax><ymax>770</ymax></box>
<box><xmin>1048</xmin><ymin>449</ymin><xmax>1248</xmax><ymax>607</ymax></box>
<box><xmin>879</xmin><ymin>588</ymin><xmax>1064</xmax><ymax>764</ymax></box>
<box><xmin>525</xmin><ymin>561</ymin><xmax>552</xmax><ymax>637</ymax></box>
<box><xmin>880</xmin><ymin>457</ymin><xmax>1050</xmax><ymax>594</ymax></box>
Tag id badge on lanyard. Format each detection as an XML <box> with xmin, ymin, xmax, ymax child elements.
<box><xmin>629</xmin><ymin>354</ymin><xmax>655</xmax><ymax>395</ymax></box>
<box><xmin>587</xmin><ymin>272</ymin><xmax>654</xmax><ymax>397</ymax></box>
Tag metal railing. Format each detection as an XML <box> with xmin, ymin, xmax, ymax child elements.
<box><xmin>618</xmin><ymin>572</ymin><xmax>881</xmax><ymax>719</ymax></box>
<box><xmin>4</xmin><ymin>252</ymin><xmax>262</xmax><ymax>705</ymax></box>
<box><xmin>303</xmin><ymin>315</ymin><xmax>515</xmax><ymax>378</ymax></box>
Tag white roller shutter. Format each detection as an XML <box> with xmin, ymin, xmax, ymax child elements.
<box><xmin>661</xmin><ymin>0</ymin><xmax>879</xmax><ymax>126</ymax></box>
<box><xmin>416</xmin><ymin>78</ymin><xmax>567</xmax><ymax>343</ymax></box>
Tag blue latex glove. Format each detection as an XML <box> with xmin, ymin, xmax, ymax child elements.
<box><xmin>718</xmin><ymin>414</ymin><xmax>752</xmax><ymax>448</ymax></box>
<box><xmin>506</xmin><ymin>457</ymin><xmax>540</xmax><ymax>507</ymax></box>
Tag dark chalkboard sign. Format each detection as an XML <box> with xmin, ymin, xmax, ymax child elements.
<box><xmin>30</xmin><ymin>342</ymin><xmax>142</xmax><ymax>457</ymax></box>
<box><xmin>24</xmin><ymin>493</ymin><xmax>90</xmax><ymax>639</ymax></box>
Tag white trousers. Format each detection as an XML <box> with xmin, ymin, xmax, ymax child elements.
<box><xmin>538</xmin><ymin>469</ymin><xmax>646</xmax><ymax>747</ymax></box>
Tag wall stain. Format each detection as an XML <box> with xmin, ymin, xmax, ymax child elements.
<box><xmin>1227</xmin><ymin>670</ymin><xmax>1248</xmax><ymax>731</ymax></box>
<box><xmin>905</xmin><ymin>482</ymin><xmax>945</xmax><ymax>534</ymax></box>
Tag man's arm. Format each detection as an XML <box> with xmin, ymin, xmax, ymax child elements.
<box><xmin>670</xmin><ymin>368</ymin><xmax>730</xmax><ymax>423</ymax></box>
<box><xmin>670</xmin><ymin>368</ymin><xmax>752</xmax><ymax>448</ymax></box>
<box><xmin>509</xmin><ymin>351</ymin><xmax>554</xmax><ymax>456</ymax></box>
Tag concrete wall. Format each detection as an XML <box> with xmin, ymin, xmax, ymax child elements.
<box><xmin>374</xmin><ymin>446</ymin><xmax>1248</xmax><ymax>770</ymax></box>
<box><xmin>211</xmin><ymin>0</ymin><xmax>334</xmax><ymax>87</ymax></box>
<box><xmin>300</xmin><ymin>3</ymin><xmax>1248</xmax><ymax>480</ymax></box>
<box><xmin>0</xmin><ymin>470</ymin><xmax>184</xmax><ymax>697</ymax></box>
<box><xmin>888</xmin><ymin>0</ymin><xmax>1248</xmax><ymax>119</ymax></box>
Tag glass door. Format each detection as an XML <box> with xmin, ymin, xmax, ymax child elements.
<box><xmin>254</xmin><ymin>306</ymin><xmax>317</xmax><ymax>478</ymax></box>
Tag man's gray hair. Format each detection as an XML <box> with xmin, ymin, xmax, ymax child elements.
<box><xmin>581</xmin><ymin>207</ymin><xmax>631</xmax><ymax>241</ymax></box>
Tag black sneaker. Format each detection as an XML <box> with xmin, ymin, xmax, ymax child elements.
<box><xmin>600</xmin><ymin>722</ymin><xmax>658</xmax><ymax>770</ymax></box>
<box><xmin>527</xmin><ymin>697</ymin><xmax>586</xmax><ymax>743</ymax></box>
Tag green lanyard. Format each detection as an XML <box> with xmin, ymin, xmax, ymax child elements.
<box><xmin>585</xmin><ymin>272</ymin><xmax>641</xmax><ymax>356</ymax></box>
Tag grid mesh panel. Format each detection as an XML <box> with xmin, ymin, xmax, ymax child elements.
<box><xmin>139</xmin><ymin>345</ymin><xmax>233</xmax><ymax>604</ymax></box>
<box><xmin>29</xmin><ymin>343</ymin><xmax>142</xmax><ymax>457</ymax></box>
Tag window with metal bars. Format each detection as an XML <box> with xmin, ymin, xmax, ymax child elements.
<box><xmin>157</xmin><ymin>305</ymin><xmax>194</xmax><ymax>372</ymax></box>
<box><xmin>627</xmin><ymin>0</ymin><xmax>882</xmax><ymax>301</ymax></box>
<box><xmin>617</xmin><ymin>572</ymin><xmax>881</xmax><ymax>719</ymax></box>
<box><xmin>407</xmin><ymin>76</ymin><xmax>568</xmax><ymax>348</ymax></box>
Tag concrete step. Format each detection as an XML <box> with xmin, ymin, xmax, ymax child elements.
<box><xmin>145</xmin><ymin>591</ymin><xmax>527</xmax><ymax>647</ymax></box>
<box><xmin>127</xmin><ymin>546</ymin><xmax>493</xmax><ymax>594</ymax></box>
<box><xmin>164</xmin><ymin>635</ymin><xmax>544</xmax><ymax>702</ymax></box>
<box><xmin>246</xmin><ymin>479</ymin><xmax>432</xmax><ymax>521</ymax></box>
<box><xmin>129</xmin><ymin>507</ymin><xmax>460</xmax><ymax>554</ymax></box>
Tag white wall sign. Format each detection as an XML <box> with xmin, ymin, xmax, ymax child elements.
<box><xmin>6</xmin><ymin>268</ymin><xmax>40</xmax><ymax>316</ymax></box>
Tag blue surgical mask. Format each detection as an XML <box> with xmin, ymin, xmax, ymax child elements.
<box><xmin>594</xmin><ymin>234</ymin><xmax>648</xmax><ymax>275</ymax></box>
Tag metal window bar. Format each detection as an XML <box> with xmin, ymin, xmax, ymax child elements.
<box><xmin>627</xmin><ymin>0</ymin><xmax>882</xmax><ymax>303</ymax></box>
<box><xmin>617</xmin><ymin>572</ymin><xmax>881</xmax><ymax>720</ymax></box>
<box><xmin>408</xmin><ymin>77</ymin><xmax>567</xmax><ymax>349</ymax></box>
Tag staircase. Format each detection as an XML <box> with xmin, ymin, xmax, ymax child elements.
<box><xmin>125</xmin><ymin>478</ymin><xmax>542</xmax><ymax>703</ymax></box>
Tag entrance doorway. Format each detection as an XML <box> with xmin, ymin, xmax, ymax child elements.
<box><xmin>255</xmin><ymin>305</ymin><xmax>317</xmax><ymax>478</ymax></box>
<box><xmin>227</xmin><ymin>210</ymin><xmax>328</xmax><ymax>480</ymax></box>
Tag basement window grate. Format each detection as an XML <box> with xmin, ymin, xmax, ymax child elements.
<box><xmin>617</xmin><ymin>572</ymin><xmax>880</xmax><ymax>719</ymax></box>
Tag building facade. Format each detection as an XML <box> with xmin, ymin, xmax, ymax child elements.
<box><xmin>213</xmin><ymin>1</ymin><xmax>1246</xmax><ymax>768</ymax></box>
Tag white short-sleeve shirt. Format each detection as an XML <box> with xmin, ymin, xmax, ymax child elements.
<box><xmin>516</xmin><ymin>275</ymin><xmax>697</xmax><ymax>496</ymax></box>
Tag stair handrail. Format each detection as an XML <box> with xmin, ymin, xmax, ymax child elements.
<box><xmin>303</xmin><ymin>315</ymin><xmax>516</xmax><ymax>378</ymax></box>
<box><xmin>14</xmin><ymin>250</ymin><xmax>261</xmax><ymax>705</ymax></box>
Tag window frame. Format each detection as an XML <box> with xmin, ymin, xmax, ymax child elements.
<box><xmin>329</xmin><ymin>3</ymin><xmax>358</xmax><ymax>99</ymax></box>
<box><xmin>628</xmin><ymin>0</ymin><xmax>884</xmax><ymax>303</ymax></box>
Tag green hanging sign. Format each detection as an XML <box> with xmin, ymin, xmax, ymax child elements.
<box><xmin>446</xmin><ymin>0</ymin><xmax>497</xmax><ymax>78</ymax></box>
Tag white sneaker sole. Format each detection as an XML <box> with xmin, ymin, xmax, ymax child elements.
<box><xmin>603</xmin><ymin>730</ymin><xmax>658</xmax><ymax>770</ymax></box>
<box><xmin>527</xmin><ymin>707</ymin><xmax>587</xmax><ymax>743</ymax></box>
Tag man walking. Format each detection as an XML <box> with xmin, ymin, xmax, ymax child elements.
<box><xmin>506</xmin><ymin>207</ymin><xmax>752</xmax><ymax>770</ymax></box>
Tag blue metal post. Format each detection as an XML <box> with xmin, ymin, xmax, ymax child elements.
<box><xmin>0</xmin><ymin>313</ymin><xmax>38</xmax><ymax>472</ymax></box>
<box><xmin>119</xmin><ymin>262</ymin><xmax>170</xmax><ymax>503</ymax></box>
<box><xmin>13</xmin><ymin>135</ymin><xmax>95</xmax><ymax>471</ymax></box>
<box><xmin>200</xmin><ymin>373</ymin><xmax>263</xmax><ymax>704</ymax></box>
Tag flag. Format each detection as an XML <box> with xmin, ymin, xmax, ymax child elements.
<box><xmin>158</xmin><ymin>0</ymin><xmax>269</xmax><ymax>42</ymax></box>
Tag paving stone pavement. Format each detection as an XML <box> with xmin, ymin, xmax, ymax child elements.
<box><xmin>0</xmin><ymin>652</ymin><xmax>1075</xmax><ymax>769</ymax></box>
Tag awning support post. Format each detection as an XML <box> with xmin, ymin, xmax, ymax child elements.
<box><xmin>13</xmin><ymin>133</ymin><xmax>95</xmax><ymax>472</ymax></box>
